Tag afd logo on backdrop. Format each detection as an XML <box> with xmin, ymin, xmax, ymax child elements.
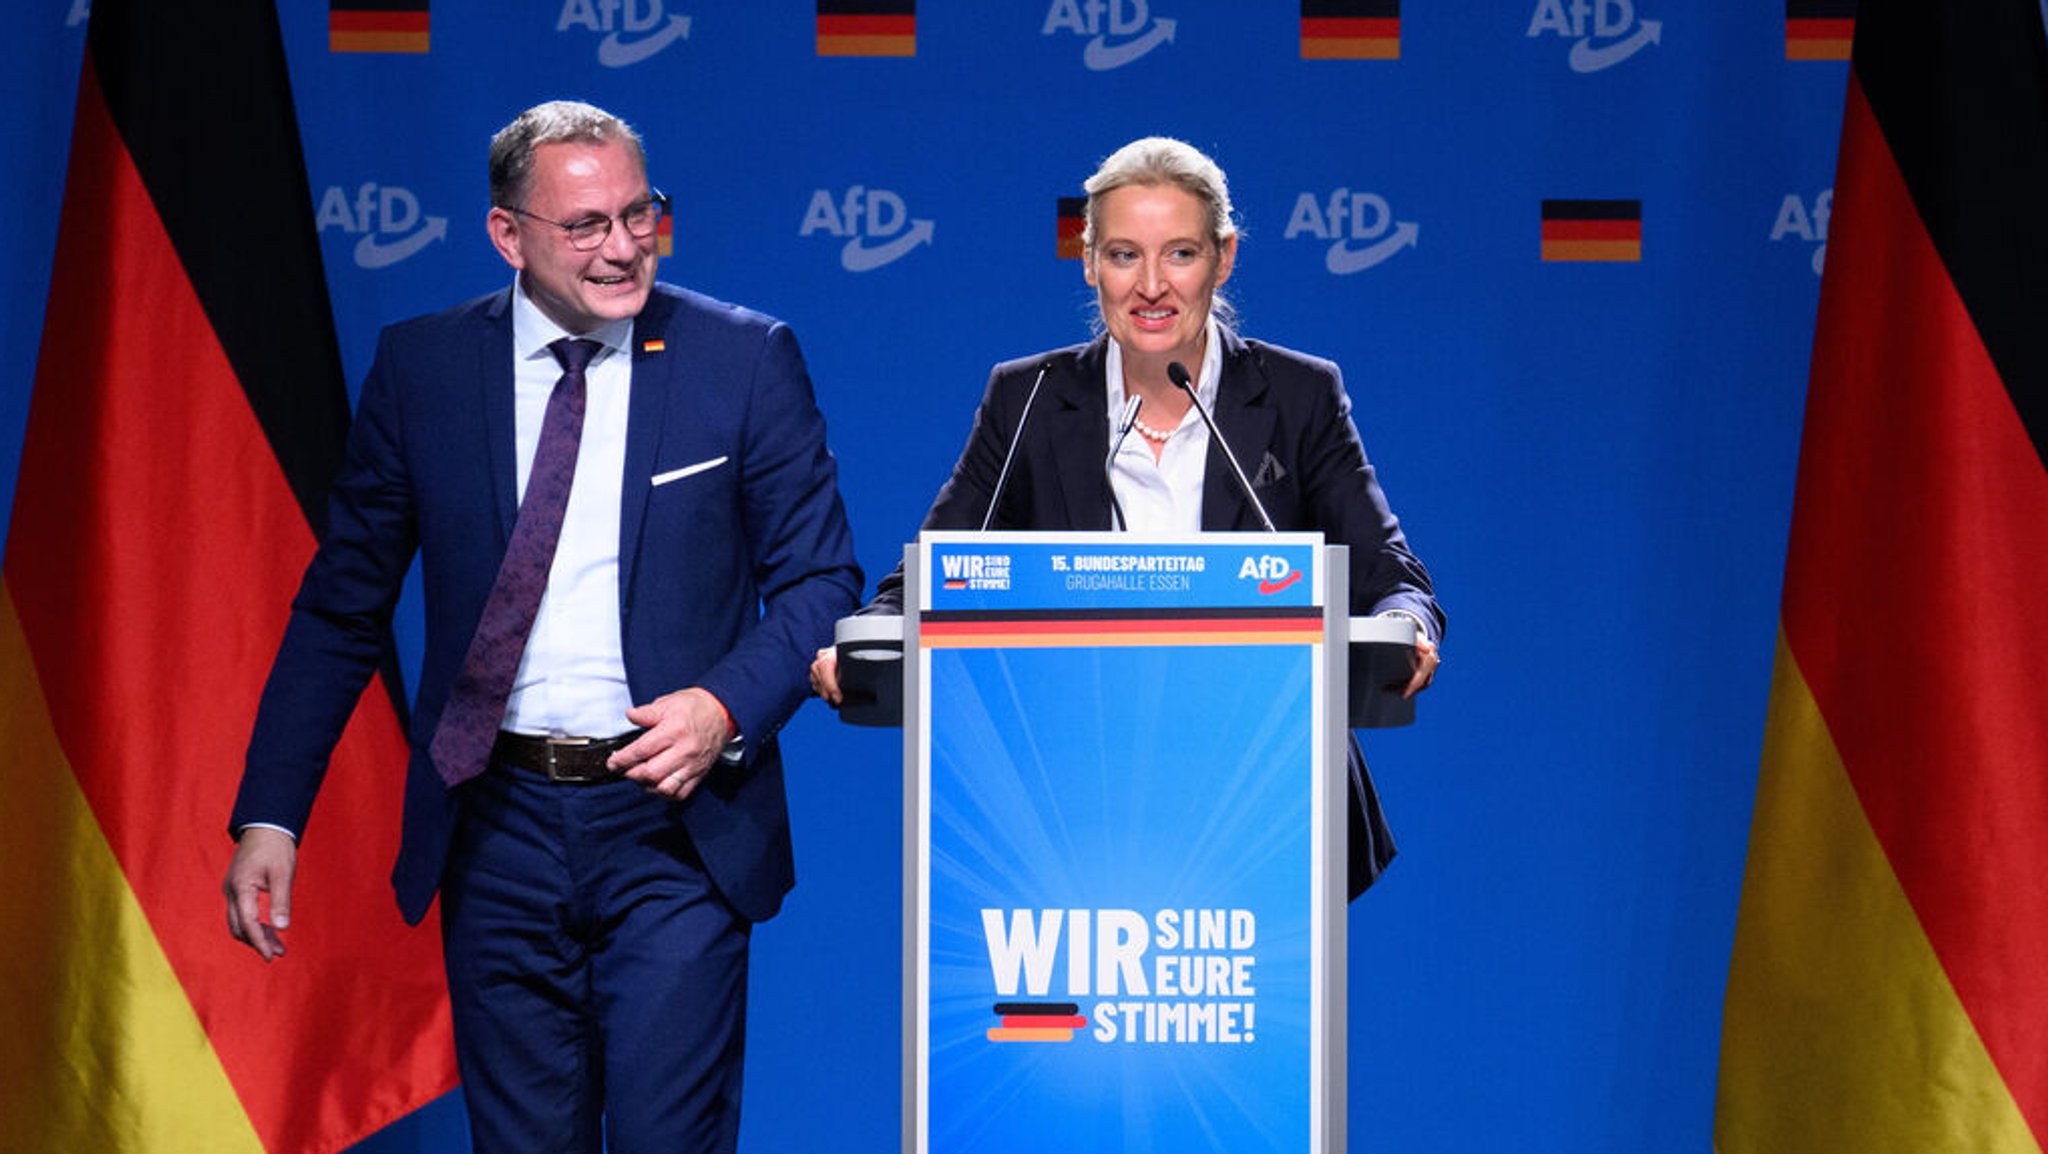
<box><xmin>556</xmin><ymin>0</ymin><xmax>691</xmax><ymax>67</ymax></box>
<box><xmin>800</xmin><ymin>186</ymin><xmax>934</xmax><ymax>272</ymax></box>
<box><xmin>1526</xmin><ymin>0</ymin><xmax>1661</xmax><ymax>72</ymax></box>
<box><xmin>1771</xmin><ymin>190</ymin><xmax>1831</xmax><ymax>276</ymax></box>
<box><xmin>67</xmin><ymin>0</ymin><xmax>89</xmax><ymax>27</ymax></box>
<box><xmin>316</xmin><ymin>184</ymin><xmax>448</xmax><ymax>270</ymax></box>
<box><xmin>1043</xmin><ymin>0</ymin><xmax>1178</xmax><ymax>70</ymax></box>
<box><xmin>1284</xmin><ymin>189</ymin><xmax>1417</xmax><ymax>275</ymax></box>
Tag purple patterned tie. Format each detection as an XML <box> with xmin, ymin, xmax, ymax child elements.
<box><xmin>429</xmin><ymin>337</ymin><xmax>600</xmax><ymax>786</ymax></box>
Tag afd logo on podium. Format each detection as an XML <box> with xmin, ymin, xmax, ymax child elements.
<box><xmin>980</xmin><ymin>908</ymin><xmax>1261</xmax><ymax>1046</ymax></box>
<box><xmin>1241</xmin><ymin>554</ymin><xmax>1303</xmax><ymax>596</ymax></box>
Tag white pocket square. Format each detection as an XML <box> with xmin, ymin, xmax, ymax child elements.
<box><xmin>650</xmin><ymin>456</ymin><xmax>729</xmax><ymax>487</ymax></box>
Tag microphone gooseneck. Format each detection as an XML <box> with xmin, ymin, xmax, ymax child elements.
<box><xmin>1105</xmin><ymin>394</ymin><xmax>1142</xmax><ymax>531</ymax></box>
<box><xmin>1166</xmin><ymin>360</ymin><xmax>1276</xmax><ymax>532</ymax></box>
<box><xmin>980</xmin><ymin>362</ymin><xmax>1051</xmax><ymax>532</ymax></box>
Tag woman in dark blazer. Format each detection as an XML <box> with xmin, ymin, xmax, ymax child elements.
<box><xmin>816</xmin><ymin>136</ymin><xmax>1443</xmax><ymax>897</ymax></box>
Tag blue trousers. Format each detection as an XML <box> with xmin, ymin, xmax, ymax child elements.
<box><xmin>441</xmin><ymin>768</ymin><xmax>750</xmax><ymax>1153</ymax></box>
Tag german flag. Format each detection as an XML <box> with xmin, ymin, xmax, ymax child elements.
<box><xmin>1301</xmin><ymin>0</ymin><xmax>1400</xmax><ymax>60</ymax></box>
<box><xmin>1539</xmin><ymin>199</ymin><xmax>1642</xmax><ymax>262</ymax></box>
<box><xmin>0</xmin><ymin>1</ymin><xmax>455</xmax><ymax>1150</ymax></box>
<box><xmin>1785</xmin><ymin>0</ymin><xmax>1854</xmax><ymax>61</ymax></box>
<box><xmin>1057</xmin><ymin>196</ymin><xmax>1087</xmax><ymax>260</ymax></box>
<box><xmin>1717</xmin><ymin>2</ymin><xmax>2048</xmax><ymax>1149</ymax></box>
<box><xmin>818</xmin><ymin>0</ymin><xmax>915</xmax><ymax>57</ymax></box>
<box><xmin>330</xmin><ymin>0</ymin><xmax>429</xmax><ymax>54</ymax></box>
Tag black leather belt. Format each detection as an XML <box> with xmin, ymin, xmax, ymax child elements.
<box><xmin>492</xmin><ymin>730</ymin><xmax>645</xmax><ymax>783</ymax></box>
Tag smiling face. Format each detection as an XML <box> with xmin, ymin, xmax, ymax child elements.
<box><xmin>487</xmin><ymin>137</ymin><xmax>656</xmax><ymax>334</ymax></box>
<box><xmin>1084</xmin><ymin>182</ymin><xmax>1236</xmax><ymax>377</ymax></box>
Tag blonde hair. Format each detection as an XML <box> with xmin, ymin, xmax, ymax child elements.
<box><xmin>1080</xmin><ymin>136</ymin><xmax>1237</xmax><ymax>253</ymax></box>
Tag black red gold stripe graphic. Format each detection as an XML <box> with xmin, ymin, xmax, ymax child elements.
<box><xmin>330</xmin><ymin>0</ymin><xmax>429</xmax><ymax>54</ymax></box>
<box><xmin>1057</xmin><ymin>196</ymin><xmax>1087</xmax><ymax>260</ymax></box>
<box><xmin>989</xmin><ymin>1002</ymin><xmax>1088</xmax><ymax>1043</ymax></box>
<box><xmin>1540</xmin><ymin>199</ymin><xmax>1642</xmax><ymax>262</ymax></box>
<box><xmin>1301</xmin><ymin>0</ymin><xmax>1400</xmax><ymax>59</ymax></box>
<box><xmin>818</xmin><ymin>0</ymin><xmax>915</xmax><ymax>56</ymax></box>
<box><xmin>1785</xmin><ymin>0</ymin><xmax>1854</xmax><ymax>61</ymax></box>
<box><xmin>921</xmin><ymin>607</ymin><xmax>1324</xmax><ymax>649</ymax></box>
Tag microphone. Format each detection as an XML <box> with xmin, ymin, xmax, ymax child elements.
<box><xmin>1105</xmin><ymin>394</ymin><xmax>1142</xmax><ymax>530</ymax></box>
<box><xmin>980</xmin><ymin>362</ymin><xmax>1050</xmax><ymax>532</ymax></box>
<box><xmin>1167</xmin><ymin>361</ymin><xmax>1276</xmax><ymax>531</ymax></box>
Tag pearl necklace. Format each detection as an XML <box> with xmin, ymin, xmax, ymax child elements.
<box><xmin>1131</xmin><ymin>415</ymin><xmax>1177</xmax><ymax>443</ymax></box>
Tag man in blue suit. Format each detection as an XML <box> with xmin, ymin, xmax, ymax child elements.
<box><xmin>221</xmin><ymin>100</ymin><xmax>861</xmax><ymax>1153</ymax></box>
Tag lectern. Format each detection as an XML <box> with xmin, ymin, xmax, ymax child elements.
<box><xmin>833</xmin><ymin>531</ymin><xmax>1418</xmax><ymax>1154</ymax></box>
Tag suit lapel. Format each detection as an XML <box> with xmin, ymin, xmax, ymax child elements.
<box><xmin>1048</xmin><ymin>340</ymin><xmax>1112</xmax><ymax>530</ymax></box>
<box><xmin>1203</xmin><ymin>329</ymin><xmax>1278</xmax><ymax>531</ymax></box>
<box><xmin>617</xmin><ymin>287</ymin><xmax>678</xmax><ymax>599</ymax></box>
<box><xmin>479</xmin><ymin>289</ymin><xmax>521</xmax><ymax>538</ymax></box>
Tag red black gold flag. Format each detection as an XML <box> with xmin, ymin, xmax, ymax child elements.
<box><xmin>1718</xmin><ymin>1</ymin><xmax>2048</xmax><ymax>1149</ymax></box>
<box><xmin>1057</xmin><ymin>196</ymin><xmax>1086</xmax><ymax>260</ymax></box>
<box><xmin>1539</xmin><ymin>199</ymin><xmax>1642</xmax><ymax>262</ymax></box>
<box><xmin>1785</xmin><ymin>0</ymin><xmax>1855</xmax><ymax>62</ymax></box>
<box><xmin>330</xmin><ymin>0</ymin><xmax>430</xmax><ymax>54</ymax></box>
<box><xmin>0</xmin><ymin>0</ymin><xmax>455</xmax><ymax>1150</ymax></box>
<box><xmin>818</xmin><ymin>0</ymin><xmax>916</xmax><ymax>57</ymax></box>
<box><xmin>1301</xmin><ymin>0</ymin><xmax>1400</xmax><ymax>60</ymax></box>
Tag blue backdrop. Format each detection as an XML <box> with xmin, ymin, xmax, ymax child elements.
<box><xmin>3</xmin><ymin>3</ymin><xmax>1842</xmax><ymax>1150</ymax></box>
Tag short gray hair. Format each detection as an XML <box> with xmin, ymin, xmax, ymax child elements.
<box><xmin>1080</xmin><ymin>136</ymin><xmax>1237</xmax><ymax>253</ymax></box>
<box><xmin>489</xmin><ymin>100</ymin><xmax>647</xmax><ymax>209</ymax></box>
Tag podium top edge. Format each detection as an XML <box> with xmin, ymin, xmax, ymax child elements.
<box><xmin>916</xmin><ymin>529</ymin><xmax>1329</xmax><ymax>546</ymax></box>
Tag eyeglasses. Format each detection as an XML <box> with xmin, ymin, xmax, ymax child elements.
<box><xmin>500</xmin><ymin>191</ymin><xmax>670</xmax><ymax>252</ymax></box>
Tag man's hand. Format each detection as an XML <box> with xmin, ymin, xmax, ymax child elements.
<box><xmin>610</xmin><ymin>687</ymin><xmax>734</xmax><ymax>801</ymax></box>
<box><xmin>809</xmin><ymin>646</ymin><xmax>843</xmax><ymax>706</ymax></box>
<box><xmin>223</xmin><ymin>826</ymin><xmax>297</xmax><ymax>962</ymax></box>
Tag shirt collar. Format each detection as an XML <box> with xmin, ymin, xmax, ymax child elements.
<box><xmin>1104</xmin><ymin>314</ymin><xmax>1223</xmax><ymax>421</ymax></box>
<box><xmin>509</xmin><ymin>276</ymin><xmax>634</xmax><ymax>365</ymax></box>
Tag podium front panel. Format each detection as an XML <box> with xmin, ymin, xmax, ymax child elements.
<box><xmin>907</xmin><ymin>532</ymin><xmax>1343</xmax><ymax>1154</ymax></box>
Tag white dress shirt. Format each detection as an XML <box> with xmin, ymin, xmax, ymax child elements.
<box><xmin>500</xmin><ymin>280</ymin><xmax>638</xmax><ymax>737</ymax></box>
<box><xmin>1104</xmin><ymin>317</ymin><xmax>1224</xmax><ymax>532</ymax></box>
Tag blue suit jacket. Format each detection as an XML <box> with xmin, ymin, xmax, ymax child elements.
<box><xmin>870</xmin><ymin>328</ymin><xmax>1443</xmax><ymax>896</ymax></box>
<box><xmin>234</xmin><ymin>283</ymin><xmax>862</xmax><ymax>925</ymax></box>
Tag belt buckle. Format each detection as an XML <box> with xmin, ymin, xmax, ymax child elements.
<box><xmin>543</xmin><ymin>736</ymin><xmax>611</xmax><ymax>784</ymax></box>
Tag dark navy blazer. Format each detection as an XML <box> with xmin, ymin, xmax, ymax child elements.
<box><xmin>234</xmin><ymin>283</ymin><xmax>862</xmax><ymax>924</ymax></box>
<box><xmin>870</xmin><ymin>327</ymin><xmax>1444</xmax><ymax>897</ymax></box>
